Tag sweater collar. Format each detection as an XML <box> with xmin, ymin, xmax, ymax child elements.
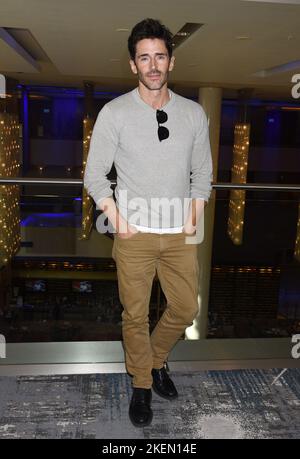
<box><xmin>131</xmin><ymin>87</ymin><xmax>176</xmax><ymax>112</ymax></box>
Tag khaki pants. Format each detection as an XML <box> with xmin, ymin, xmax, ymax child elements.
<box><xmin>112</xmin><ymin>231</ymin><xmax>199</xmax><ymax>389</ymax></box>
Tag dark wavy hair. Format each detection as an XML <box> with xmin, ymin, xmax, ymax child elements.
<box><xmin>128</xmin><ymin>18</ymin><xmax>173</xmax><ymax>60</ymax></box>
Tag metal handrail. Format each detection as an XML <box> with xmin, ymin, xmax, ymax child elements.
<box><xmin>0</xmin><ymin>177</ymin><xmax>300</xmax><ymax>191</ymax></box>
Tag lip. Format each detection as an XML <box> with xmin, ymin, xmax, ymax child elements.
<box><xmin>148</xmin><ymin>74</ymin><xmax>160</xmax><ymax>80</ymax></box>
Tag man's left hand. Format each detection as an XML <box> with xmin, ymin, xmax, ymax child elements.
<box><xmin>182</xmin><ymin>224</ymin><xmax>196</xmax><ymax>236</ymax></box>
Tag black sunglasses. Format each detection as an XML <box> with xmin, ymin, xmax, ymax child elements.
<box><xmin>156</xmin><ymin>110</ymin><xmax>169</xmax><ymax>142</ymax></box>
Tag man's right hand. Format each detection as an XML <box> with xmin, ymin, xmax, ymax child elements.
<box><xmin>115</xmin><ymin>224</ymin><xmax>140</xmax><ymax>239</ymax></box>
<box><xmin>98</xmin><ymin>197</ymin><xmax>139</xmax><ymax>240</ymax></box>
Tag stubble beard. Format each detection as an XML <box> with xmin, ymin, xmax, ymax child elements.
<box><xmin>138</xmin><ymin>70</ymin><xmax>169</xmax><ymax>91</ymax></box>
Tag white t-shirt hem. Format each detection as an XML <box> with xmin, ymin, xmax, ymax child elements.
<box><xmin>130</xmin><ymin>223</ymin><xmax>183</xmax><ymax>234</ymax></box>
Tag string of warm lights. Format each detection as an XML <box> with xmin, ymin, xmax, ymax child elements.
<box><xmin>80</xmin><ymin>117</ymin><xmax>94</xmax><ymax>240</ymax></box>
<box><xmin>228</xmin><ymin>123</ymin><xmax>250</xmax><ymax>245</ymax></box>
<box><xmin>294</xmin><ymin>202</ymin><xmax>300</xmax><ymax>262</ymax></box>
<box><xmin>0</xmin><ymin>113</ymin><xmax>21</xmax><ymax>267</ymax></box>
<box><xmin>213</xmin><ymin>265</ymin><xmax>280</xmax><ymax>273</ymax></box>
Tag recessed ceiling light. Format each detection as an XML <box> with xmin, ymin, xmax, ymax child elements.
<box><xmin>116</xmin><ymin>28</ymin><xmax>129</xmax><ymax>32</ymax></box>
<box><xmin>236</xmin><ymin>36</ymin><xmax>251</xmax><ymax>40</ymax></box>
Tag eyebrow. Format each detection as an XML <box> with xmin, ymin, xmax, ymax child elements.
<box><xmin>137</xmin><ymin>52</ymin><xmax>168</xmax><ymax>58</ymax></box>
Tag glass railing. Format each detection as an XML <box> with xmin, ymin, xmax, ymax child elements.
<box><xmin>208</xmin><ymin>187</ymin><xmax>300</xmax><ymax>340</ymax></box>
<box><xmin>0</xmin><ymin>178</ymin><xmax>299</xmax><ymax>348</ymax></box>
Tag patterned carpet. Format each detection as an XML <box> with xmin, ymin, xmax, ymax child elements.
<box><xmin>0</xmin><ymin>368</ymin><xmax>299</xmax><ymax>439</ymax></box>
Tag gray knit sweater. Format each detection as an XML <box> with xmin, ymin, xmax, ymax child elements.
<box><xmin>84</xmin><ymin>88</ymin><xmax>213</xmax><ymax>229</ymax></box>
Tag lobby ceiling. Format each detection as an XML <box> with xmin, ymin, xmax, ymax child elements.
<box><xmin>1</xmin><ymin>0</ymin><xmax>300</xmax><ymax>100</ymax></box>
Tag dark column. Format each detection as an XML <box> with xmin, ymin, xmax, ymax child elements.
<box><xmin>237</xmin><ymin>88</ymin><xmax>253</xmax><ymax>124</ymax></box>
<box><xmin>83</xmin><ymin>81</ymin><xmax>95</xmax><ymax>119</ymax></box>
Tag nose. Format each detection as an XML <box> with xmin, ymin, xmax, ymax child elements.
<box><xmin>150</xmin><ymin>57</ymin><xmax>157</xmax><ymax>70</ymax></box>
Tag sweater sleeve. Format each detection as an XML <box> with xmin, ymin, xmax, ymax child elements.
<box><xmin>190</xmin><ymin>105</ymin><xmax>213</xmax><ymax>202</ymax></box>
<box><xmin>83</xmin><ymin>104</ymin><xmax>118</xmax><ymax>207</ymax></box>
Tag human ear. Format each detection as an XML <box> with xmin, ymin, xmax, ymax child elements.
<box><xmin>129</xmin><ymin>59</ymin><xmax>138</xmax><ymax>75</ymax></box>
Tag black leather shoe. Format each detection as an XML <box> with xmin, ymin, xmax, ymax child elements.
<box><xmin>152</xmin><ymin>367</ymin><xmax>178</xmax><ymax>400</ymax></box>
<box><xmin>129</xmin><ymin>388</ymin><xmax>153</xmax><ymax>427</ymax></box>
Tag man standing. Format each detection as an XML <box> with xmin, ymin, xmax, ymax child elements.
<box><xmin>84</xmin><ymin>18</ymin><xmax>212</xmax><ymax>427</ymax></box>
